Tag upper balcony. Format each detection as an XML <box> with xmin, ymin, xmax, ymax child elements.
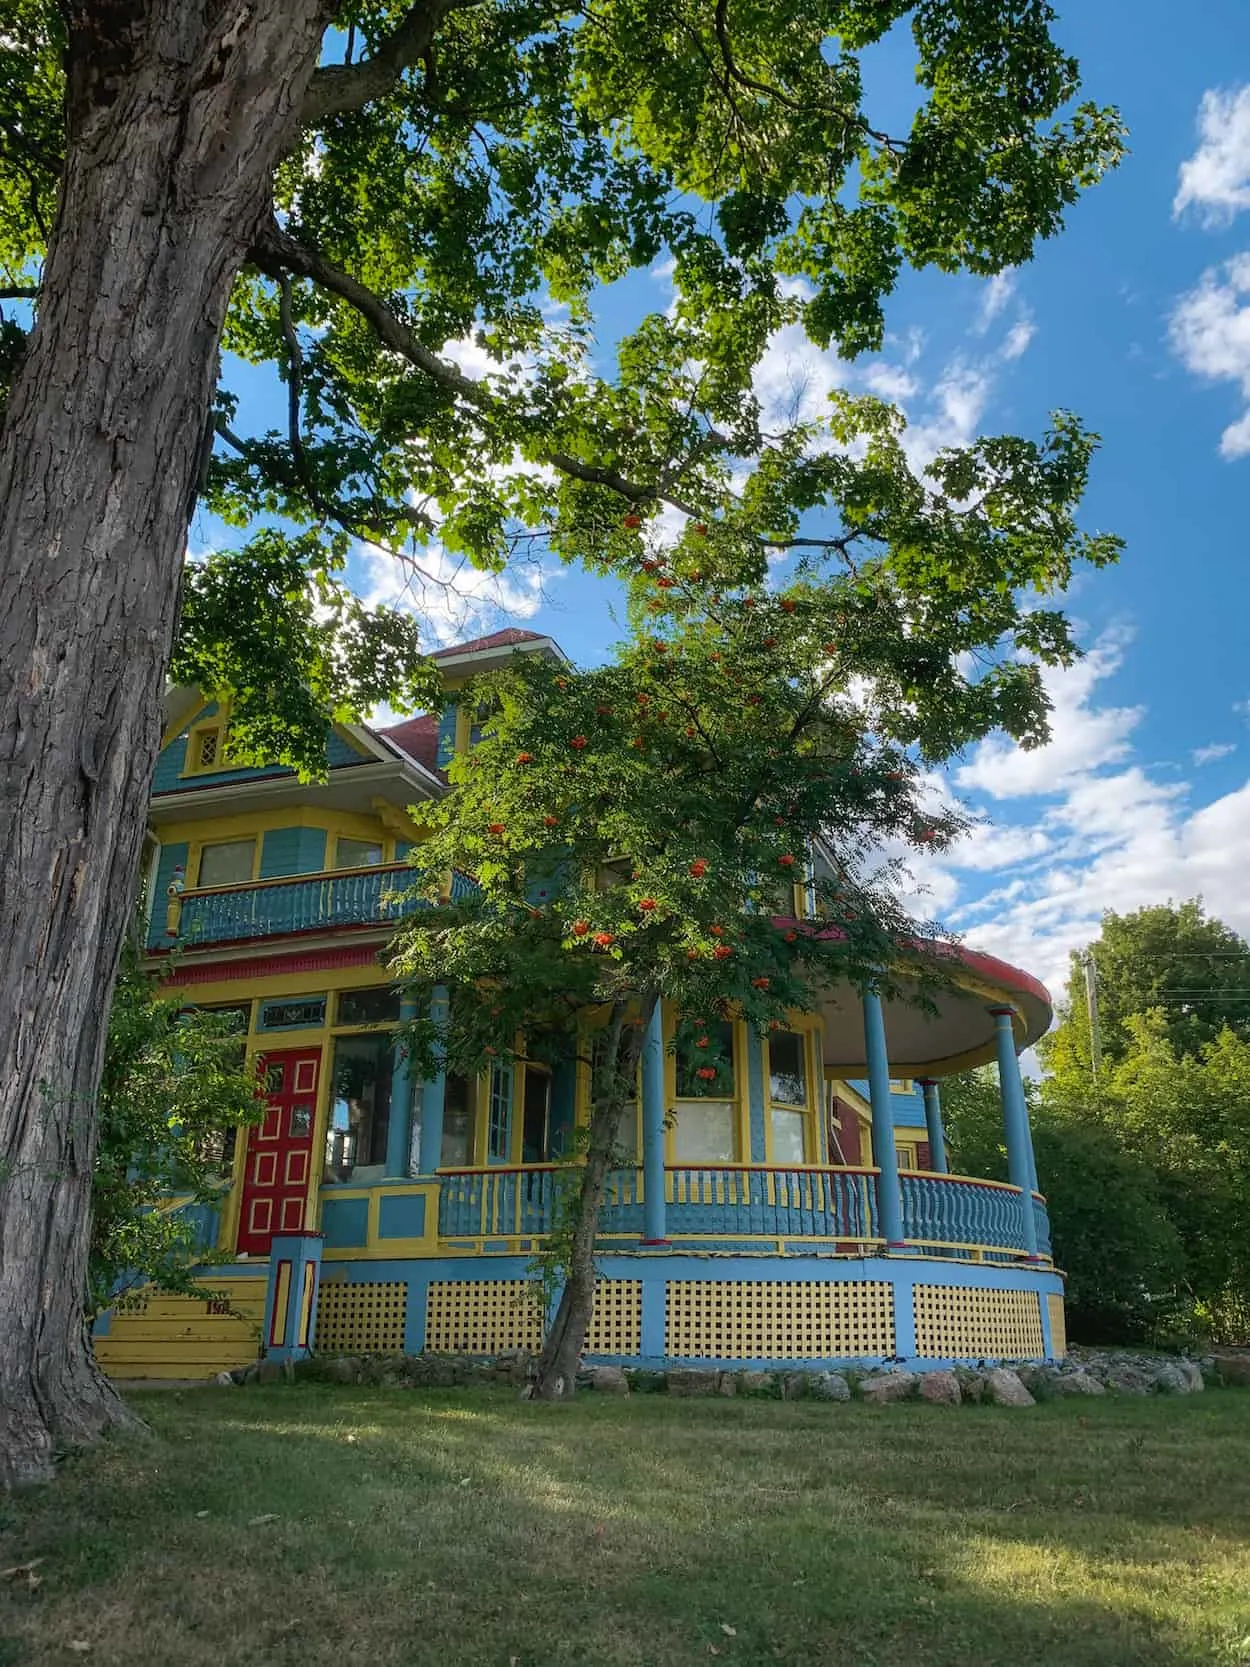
<box><xmin>160</xmin><ymin>863</ymin><xmax>477</xmax><ymax>951</ymax></box>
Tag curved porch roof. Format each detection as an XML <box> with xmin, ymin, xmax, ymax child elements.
<box><xmin>800</xmin><ymin>933</ymin><xmax>1052</xmax><ymax>1078</ymax></box>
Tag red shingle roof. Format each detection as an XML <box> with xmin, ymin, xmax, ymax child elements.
<box><xmin>429</xmin><ymin>627</ymin><xmax>548</xmax><ymax>658</ymax></box>
<box><xmin>376</xmin><ymin>713</ymin><xmax>443</xmax><ymax>778</ymax></box>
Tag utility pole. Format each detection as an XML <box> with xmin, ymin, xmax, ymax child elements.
<box><xmin>1083</xmin><ymin>950</ymin><xmax>1102</xmax><ymax>1078</ymax></box>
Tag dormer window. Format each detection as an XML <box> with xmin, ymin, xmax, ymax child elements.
<box><xmin>183</xmin><ymin>710</ymin><xmax>232</xmax><ymax>776</ymax></box>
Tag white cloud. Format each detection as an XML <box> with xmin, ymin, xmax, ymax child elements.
<box><xmin>976</xmin><ymin>271</ymin><xmax>1017</xmax><ymax>332</ymax></box>
<box><xmin>1193</xmin><ymin>741</ymin><xmax>1235</xmax><ymax>765</ymax></box>
<box><xmin>953</xmin><ymin>631</ymin><xmax>1143</xmax><ymax>799</ymax></box>
<box><xmin>860</xmin><ymin>361</ymin><xmax>919</xmax><ymax>403</ymax></box>
<box><xmin>1000</xmin><ymin>319</ymin><xmax>1035</xmax><ymax>362</ymax></box>
<box><xmin>1168</xmin><ymin>253</ymin><xmax>1250</xmax><ymax>456</ymax></box>
<box><xmin>901</xmin><ymin>630</ymin><xmax>1250</xmax><ymax>1002</ymax></box>
<box><xmin>1174</xmin><ymin>85</ymin><xmax>1250</xmax><ymax>226</ymax></box>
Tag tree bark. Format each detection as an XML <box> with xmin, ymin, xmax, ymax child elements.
<box><xmin>532</xmin><ymin>997</ymin><xmax>656</xmax><ymax>1399</ymax></box>
<box><xmin>0</xmin><ymin>0</ymin><xmax>333</xmax><ymax>1488</ymax></box>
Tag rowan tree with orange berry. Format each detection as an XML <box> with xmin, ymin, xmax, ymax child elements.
<box><xmin>393</xmin><ymin>405</ymin><xmax>1116</xmax><ymax>1396</ymax></box>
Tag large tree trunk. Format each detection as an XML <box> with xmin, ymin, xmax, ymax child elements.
<box><xmin>0</xmin><ymin>1</ymin><xmax>331</xmax><ymax>1488</ymax></box>
<box><xmin>532</xmin><ymin>998</ymin><xmax>656</xmax><ymax>1399</ymax></box>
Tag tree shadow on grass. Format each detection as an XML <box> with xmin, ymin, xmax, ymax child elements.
<box><xmin>0</xmin><ymin>1388</ymin><xmax>1247</xmax><ymax>1667</ymax></box>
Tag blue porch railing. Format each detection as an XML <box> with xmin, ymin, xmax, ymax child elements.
<box><xmin>662</xmin><ymin>1165</ymin><xmax>878</xmax><ymax>1243</ymax></box>
<box><xmin>174</xmin><ymin>864</ymin><xmax>477</xmax><ymax>947</ymax></box>
<box><xmin>436</xmin><ymin>1163</ymin><xmax>1047</xmax><ymax>1259</ymax></box>
<box><xmin>900</xmin><ymin>1171</ymin><xmax>1050</xmax><ymax>1260</ymax></box>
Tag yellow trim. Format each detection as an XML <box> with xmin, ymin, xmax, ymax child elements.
<box><xmin>298</xmin><ymin>1262</ymin><xmax>316</xmax><ymax>1347</ymax></box>
<box><xmin>162</xmin><ymin>697</ymin><xmax>209</xmax><ymax>751</ymax></box>
<box><xmin>270</xmin><ymin>1260</ymin><xmax>291</xmax><ymax>1346</ymax></box>
<box><xmin>188</xmin><ymin>833</ymin><xmax>262</xmax><ymax>889</ymax></box>
<box><xmin>663</xmin><ymin>1005</ymin><xmax>750</xmax><ymax>1163</ymax></box>
<box><xmin>181</xmin><ymin>706</ymin><xmax>233</xmax><ymax>779</ymax></box>
<box><xmin>763</xmin><ymin>1022</ymin><xmax>821</xmax><ymax>1165</ymax></box>
<box><xmin>162</xmin><ymin>804</ymin><xmax>396</xmax><ymax>848</ymax></box>
<box><xmin>317</xmin><ymin>1181</ymin><xmax>443</xmax><ymax>1259</ymax></box>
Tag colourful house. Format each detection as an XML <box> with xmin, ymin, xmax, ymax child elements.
<box><xmin>94</xmin><ymin>629</ymin><xmax>1063</xmax><ymax>1381</ymax></box>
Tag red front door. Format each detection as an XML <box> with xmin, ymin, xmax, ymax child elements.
<box><xmin>236</xmin><ymin>1048</ymin><xmax>320</xmax><ymax>1256</ymax></box>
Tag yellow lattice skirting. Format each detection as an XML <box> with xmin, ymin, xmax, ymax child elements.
<box><xmin>912</xmin><ymin>1284</ymin><xmax>1045</xmax><ymax>1360</ymax></box>
<box><xmin>422</xmin><ymin>1279</ymin><xmax>644</xmax><ymax>1356</ymax></box>
<box><xmin>314</xmin><ymin>1280</ymin><xmax>408</xmax><ymax>1354</ymax></box>
<box><xmin>665</xmin><ymin>1280</ymin><xmax>895</xmax><ymax>1361</ymax></box>
<box><xmin>1046</xmin><ymin>1292</ymin><xmax>1067</xmax><ymax>1359</ymax></box>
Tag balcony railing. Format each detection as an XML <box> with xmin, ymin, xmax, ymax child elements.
<box><xmin>169</xmin><ymin>864</ymin><xmax>478</xmax><ymax>948</ymax></box>
<box><xmin>433</xmin><ymin>1162</ymin><xmax>1044</xmax><ymax>1259</ymax></box>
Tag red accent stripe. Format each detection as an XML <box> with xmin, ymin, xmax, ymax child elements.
<box><xmin>163</xmin><ymin>942</ymin><xmax>383</xmax><ymax>987</ymax></box>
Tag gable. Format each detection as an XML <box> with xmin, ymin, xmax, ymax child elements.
<box><xmin>154</xmin><ymin>704</ymin><xmax>372</xmax><ymax>796</ymax></box>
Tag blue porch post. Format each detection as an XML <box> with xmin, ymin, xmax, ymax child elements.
<box><xmin>990</xmin><ymin>1007</ymin><xmax>1041</xmax><ymax>1260</ymax></box>
<box><xmin>641</xmin><ymin>998</ymin><xmax>668</xmax><ymax>1244</ymax></box>
<box><xmin>262</xmin><ymin>1231</ymin><xmax>323</xmax><ymax>1363</ymax></box>
<box><xmin>416</xmin><ymin>984</ymin><xmax>449</xmax><ymax>1174</ymax></box>
<box><xmin>917</xmin><ymin>1078</ymin><xmax>949</xmax><ymax>1173</ymax></box>
<box><xmin>862</xmin><ymin>985</ymin><xmax>905</xmax><ymax>1250</ymax></box>
<box><xmin>385</xmin><ymin>995</ymin><xmax>420</xmax><ymax>1178</ymax></box>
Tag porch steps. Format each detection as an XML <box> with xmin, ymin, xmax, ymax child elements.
<box><xmin>94</xmin><ymin>1277</ymin><xmax>266</xmax><ymax>1381</ymax></box>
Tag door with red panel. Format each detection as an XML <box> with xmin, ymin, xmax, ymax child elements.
<box><xmin>236</xmin><ymin>1049</ymin><xmax>320</xmax><ymax>1256</ymax></box>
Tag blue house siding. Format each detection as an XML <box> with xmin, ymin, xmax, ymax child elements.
<box><xmin>259</xmin><ymin>825</ymin><xmax>328</xmax><ymax>879</ymax></box>
<box><xmin>147</xmin><ymin>841</ymin><xmax>189</xmax><ymax>948</ymax></box>
<box><xmin>153</xmin><ymin>706</ymin><xmax>368</xmax><ymax>795</ymax></box>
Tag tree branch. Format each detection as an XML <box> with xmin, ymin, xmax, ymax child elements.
<box><xmin>251</xmin><ymin>219</ymin><xmax>702</xmax><ymax>514</ymax></box>
<box><xmin>0</xmin><ymin>286</ymin><xmax>38</xmax><ymax>301</ymax></box>
<box><xmin>301</xmin><ymin>0</ymin><xmax>481</xmax><ymax>125</ymax></box>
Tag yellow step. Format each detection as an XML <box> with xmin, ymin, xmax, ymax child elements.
<box><xmin>97</xmin><ymin>1279</ymin><xmax>267</xmax><ymax>1380</ymax></box>
<box><xmin>100</xmin><ymin>1319</ymin><xmax>261</xmax><ymax>1344</ymax></box>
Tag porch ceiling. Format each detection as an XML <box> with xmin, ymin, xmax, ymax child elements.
<box><xmin>810</xmin><ymin>938</ymin><xmax>1052</xmax><ymax>1077</ymax></box>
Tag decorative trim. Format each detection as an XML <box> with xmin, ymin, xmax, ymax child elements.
<box><xmin>163</xmin><ymin>943</ymin><xmax>384</xmax><ymax>987</ymax></box>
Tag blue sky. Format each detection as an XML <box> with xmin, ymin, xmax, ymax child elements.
<box><xmin>193</xmin><ymin>0</ymin><xmax>1250</xmax><ymax>999</ymax></box>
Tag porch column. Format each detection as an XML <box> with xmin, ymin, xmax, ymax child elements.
<box><xmin>416</xmin><ymin>984</ymin><xmax>449</xmax><ymax>1175</ymax></box>
<box><xmin>862</xmin><ymin>985</ymin><xmax>905</xmax><ymax>1250</ymax></box>
<box><xmin>641</xmin><ymin>998</ymin><xmax>668</xmax><ymax>1244</ymax></box>
<box><xmin>262</xmin><ymin>1231</ymin><xmax>323</xmax><ymax>1364</ymax></box>
<box><xmin>385</xmin><ymin>995</ymin><xmax>420</xmax><ymax>1178</ymax></box>
<box><xmin>917</xmin><ymin>1078</ymin><xmax>949</xmax><ymax>1174</ymax></box>
<box><xmin>989</xmin><ymin>1007</ymin><xmax>1041</xmax><ymax>1260</ymax></box>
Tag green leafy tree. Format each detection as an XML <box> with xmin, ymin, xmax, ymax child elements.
<box><xmin>1045</xmin><ymin>900</ymin><xmax>1250</xmax><ymax>1076</ymax></box>
<box><xmin>395</xmin><ymin>441</ymin><xmax>1119</xmax><ymax>1394</ymax></box>
<box><xmin>91</xmin><ymin>939</ymin><xmax>263</xmax><ymax>1315</ymax></box>
<box><xmin>942</xmin><ymin>1066</ymin><xmax>1187</xmax><ymax>1342</ymax></box>
<box><xmin>0</xmin><ymin>0</ymin><xmax>1122</xmax><ymax>1479</ymax></box>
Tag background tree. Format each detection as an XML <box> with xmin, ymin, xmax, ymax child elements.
<box><xmin>1044</xmin><ymin>900</ymin><xmax>1250</xmax><ymax>1076</ymax></box>
<box><xmin>92</xmin><ymin>939</ymin><xmax>262</xmax><ymax>1315</ymax></box>
<box><xmin>394</xmin><ymin>410</ymin><xmax>1119</xmax><ymax>1395</ymax></box>
<box><xmin>0</xmin><ymin>1</ymin><xmax>1123</xmax><ymax>1480</ymax></box>
<box><xmin>942</xmin><ymin>1067</ymin><xmax>1187</xmax><ymax>1342</ymax></box>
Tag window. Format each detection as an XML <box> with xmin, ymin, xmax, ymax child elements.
<box><xmin>897</xmin><ymin>1143</ymin><xmax>917</xmax><ymax>1170</ymax></box>
<box><xmin>186</xmin><ymin>722</ymin><xmax>229</xmax><ymax>774</ymax></box>
<box><xmin>487</xmin><ymin>1062</ymin><xmax>514</xmax><ymax>1160</ymax></box>
<box><xmin>889</xmin><ymin>1078</ymin><xmax>915</xmax><ymax>1095</ymax></box>
<box><xmin>196</xmin><ymin>839</ymin><xmax>256</xmax><ymax>888</ymax></box>
<box><xmin>337</xmin><ymin>986</ymin><xmax>401</xmax><ymax>1026</ymax></box>
<box><xmin>673</xmin><ymin>1021</ymin><xmax>738</xmax><ymax>1163</ymax></box>
<box><xmin>521</xmin><ymin>1066</ymin><xmax>551</xmax><ymax>1163</ymax></box>
<box><xmin>258</xmin><ymin>996</ymin><xmax>327</xmax><ymax>1032</ymax></box>
<box><xmin>334</xmin><ymin>836</ymin><xmax>385</xmax><ymax>870</ymax></box>
<box><xmin>768</xmin><ymin>1031</ymin><xmax>808</xmax><ymax>1107</ymax></box>
<box><xmin>325</xmin><ymin>1033</ymin><xmax>395</xmax><ymax>1182</ymax></box>
<box><xmin>440</xmin><ymin>1074</ymin><xmax>473</xmax><ymax>1166</ymax></box>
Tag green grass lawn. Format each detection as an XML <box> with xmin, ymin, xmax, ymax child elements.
<box><xmin>2</xmin><ymin>1387</ymin><xmax>1250</xmax><ymax>1667</ymax></box>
